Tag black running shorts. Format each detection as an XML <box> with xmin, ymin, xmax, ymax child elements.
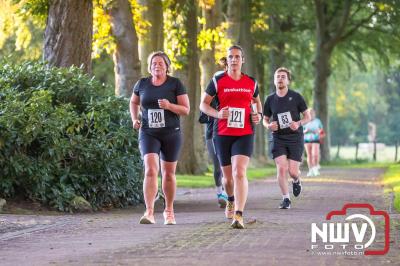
<box><xmin>271</xmin><ymin>134</ymin><xmax>304</xmax><ymax>162</ymax></box>
<box><xmin>304</xmin><ymin>140</ymin><xmax>320</xmax><ymax>144</ymax></box>
<box><xmin>213</xmin><ymin>134</ymin><xmax>254</xmax><ymax>167</ymax></box>
<box><xmin>139</xmin><ymin>129</ymin><xmax>182</xmax><ymax>162</ymax></box>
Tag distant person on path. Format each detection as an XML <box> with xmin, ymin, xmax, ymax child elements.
<box><xmin>200</xmin><ymin>45</ymin><xmax>262</xmax><ymax>229</ymax></box>
<box><xmin>303</xmin><ymin>108</ymin><xmax>324</xmax><ymax>176</ymax></box>
<box><xmin>199</xmin><ymin>57</ymin><xmax>228</xmax><ymax>208</ymax></box>
<box><xmin>130</xmin><ymin>51</ymin><xmax>190</xmax><ymax>225</ymax></box>
<box><xmin>263</xmin><ymin>67</ymin><xmax>310</xmax><ymax>209</ymax></box>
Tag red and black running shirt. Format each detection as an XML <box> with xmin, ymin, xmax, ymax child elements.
<box><xmin>205</xmin><ymin>72</ymin><xmax>259</xmax><ymax>136</ymax></box>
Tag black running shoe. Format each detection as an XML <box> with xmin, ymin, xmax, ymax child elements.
<box><xmin>279</xmin><ymin>198</ymin><xmax>291</xmax><ymax>209</ymax></box>
<box><xmin>292</xmin><ymin>180</ymin><xmax>302</xmax><ymax>197</ymax></box>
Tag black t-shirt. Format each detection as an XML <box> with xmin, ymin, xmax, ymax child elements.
<box><xmin>263</xmin><ymin>89</ymin><xmax>308</xmax><ymax>137</ymax></box>
<box><xmin>133</xmin><ymin>76</ymin><xmax>187</xmax><ymax>134</ymax></box>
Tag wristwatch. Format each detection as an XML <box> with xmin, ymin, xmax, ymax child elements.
<box><xmin>299</xmin><ymin>121</ymin><xmax>302</xmax><ymax>126</ymax></box>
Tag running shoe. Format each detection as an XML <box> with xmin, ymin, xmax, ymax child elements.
<box><xmin>163</xmin><ymin>210</ymin><xmax>176</xmax><ymax>225</ymax></box>
<box><xmin>307</xmin><ymin>169</ymin><xmax>314</xmax><ymax>177</ymax></box>
<box><xmin>279</xmin><ymin>198</ymin><xmax>291</xmax><ymax>209</ymax></box>
<box><xmin>139</xmin><ymin>213</ymin><xmax>155</xmax><ymax>224</ymax></box>
<box><xmin>225</xmin><ymin>201</ymin><xmax>235</xmax><ymax>219</ymax></box>
<box><xmin>217</xmin><ymin>193</ymin><xmax>228</xmax><ymax>208</ymax></box>
<box><xmin>231</xmin><ymin>214</ymin><xmax>245</xmax><ymax>229</ymax></box>
<box><xmin>313</xmin><ymin>167</ymin><xmax>320</xmax><ymax>176</ymax></box>
<box><xmin>292</xmin><ymin>179</ymin><xmax>302</xmax><ymax>197</ymax></box>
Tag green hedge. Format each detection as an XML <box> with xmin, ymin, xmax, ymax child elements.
<box><xmin>0</xmin><ymin>61</ymin><xmax>143</xmax><ymax>211</ymax></box>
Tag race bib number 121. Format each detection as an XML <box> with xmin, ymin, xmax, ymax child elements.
<box><xmin>228</xmin><ymin>107</ymin><xmax>245</xmax><ymax>128</ymax></box>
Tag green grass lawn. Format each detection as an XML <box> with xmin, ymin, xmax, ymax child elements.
<box><xmin>323</xmin><ymin>161</ymin><xmax>390</xmax><ymax>168</ymax></box>
<box><xmin>383</xmin><ymin>163</ymin><xmax>400</xmax><ymax>212</ymax></box>
<box><xmin>176</xmin><ymin>167</ymin><xmax>276</xmax><ymax>188</ymax></box>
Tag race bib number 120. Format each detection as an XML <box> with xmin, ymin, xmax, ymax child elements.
<box><xmin>228</xmin><ymin>107</ymin><xmax>245</xmax><ymax>128</ymax></box>
<box><xmin>277</xmin><ymin>111</ymin><xmax>292</xmax><ymax>129</ymax></box>
<box><xmin>148</xmin><ymin>109</ymin><xmax>165</xmax><ymax>128</ymax></box>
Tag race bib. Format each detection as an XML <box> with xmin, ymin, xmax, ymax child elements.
<box><xmin>277</xmin><ymin>111</ymin><xmax>292</xmax><ymax>129</ymax></box>
<box><xmin>228</xmin><ymin>107</ymin><xmax>245</xmax><ymax>128</ymax></box>
<box><xmin>148</xmin><ymin>109</ymin><xmax>165</xmax><ymax>128</ymax></box>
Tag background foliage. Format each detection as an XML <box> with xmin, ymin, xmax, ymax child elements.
<box><xmin>0</xmin><ymin>61</ymin><xmax>143</xmax><ymax>211</ymax></box>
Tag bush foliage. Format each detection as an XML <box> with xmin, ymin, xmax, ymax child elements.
<box><xmin>0</xmin><ymin>61</ymin><xmax>143</xmax><ymax>211</ymax></box>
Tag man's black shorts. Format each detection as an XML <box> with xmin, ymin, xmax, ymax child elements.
<box><xmin>271</xmin><ymin>134</ymin><xmax>304</xmax><ymax>162</ymax></box>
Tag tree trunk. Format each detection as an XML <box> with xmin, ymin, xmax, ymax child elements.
<box><xmin>173</xmin><ymin>0</ymin><xmax>206</xmax><ymax>174</ymax></box>
<box><xmin>238</xmin><ymin>1</ymin><xmax>265</xmax><ymax>160</ymax></box>
<box><xmin>268</xmin><ymin>44</ymin><xmax>285</xmax><ymax>93</ymax></box>
<box><xmin>266</xmin><ymin>44</ymin><xmax>285</xmax><ymax>161</ymax></box>
<box><xmin>266</xmin><ymin>16</ymin><xmax>287</xmax><ymax>162</ymax></box>
<box><xmin>44</xmin><ymin>0</ymin><xmax>93</xmax><ymax>73</ymax></box>
<box><xmin>313</xmin><ymin>0</ymin><xmax>337</xmax><ymax>162</ymax></box>
<box><xmin>268</xmin><ymin>16</ymin><xmax>286</xmax><ymax>94</ymax></box>
<box><xmin>255</xmin><ymin>58</ymin><xmax>266</xmax><ymax>161</ymax></box>
<box><xmin>313</xmin><ymin>46</ymin><xmax>332</xmax><ymax>161</ymax></box>
<box><xmin>138</xmin><ymin>0</ymin><xmax>164</xmax><ymax>76</ymax></box>
<box><xmin>199</xmin><ymin>0</ymin><xmax>221</xmax><ymax>90</ymax></box>
<box><xmin>238</xmin><ymin>1</ymin><xmax>254</xmax><ymax>76</ymax></box>
<box><xmin>226</xmin><ymin>0</ymin><xmax>241</xmax><ymax>44</ymax></box>
<box><xmin>108</xmin><ymin>0</ymin><xmax>141</xmax><ymax>97</ymax></box>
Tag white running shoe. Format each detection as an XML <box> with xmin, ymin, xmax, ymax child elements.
<box><xmin>312</xmin><ymin>167</ymin><xmax>320</xmax><ymax>176</ymax></box>
<box><xmin>307</xmin><ymin>169</ymin><xmax>314</xmax><ymax>177</ymax></box>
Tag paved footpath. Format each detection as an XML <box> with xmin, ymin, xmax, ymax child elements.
<box><xmin>0</xmin><ymin>167</ymin><xmax>399</xmax><ymax>266</ymax></box>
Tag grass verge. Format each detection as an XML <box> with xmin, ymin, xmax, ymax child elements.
<box><xmin>176</xmin><ymin>167</ymin><xmax>276</xmax><ymax>188</ymax></box>
<box><xmin>383</xmin><ymin>163</ymin><xmax>400</xmax><ymax>212</ymax></box>
<box><xmin>322</xmin><ymin>160</ymin><xmax>390</xmax><ymax>169</ymax></box>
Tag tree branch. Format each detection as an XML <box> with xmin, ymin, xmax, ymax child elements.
<box><xmin>326</xmin><ymin>1</ymin><xmax>340</xmax><ymax>26</ymax></box>
<box><xmin>360</xmin><ymin>24</ymin><xmax>392</xmax><ymax>34</ymax></box>
<box><xmin>349</xmin><ymin>2</ymin><xmax>363</xmax><ymax>19</ymax></box>
<box><xmin>314</xmin><ymin>0</ymin><xmax>326</xmax><ymax>36</ymax></box>
<box><xmin>329</xmin><ymin>0</ymin><xmax>351</xmax><ymax>47</ymax></box>
<box><xmin>339</xmin><ymin>8</ymin><xmax>379</xmax><ymax>42</ymax></box>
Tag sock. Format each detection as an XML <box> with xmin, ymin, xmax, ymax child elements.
<box><xmin>293</xmin><ymin>177</ymin><xmax>300</xmax><ymax>183</ymax></box>
<box><xmin>216</xmin><ymin>186</ymin><xmax>223</xmax><ymax>195</ymax></box>
<box><xmin>282</xmin><ymin>194</ymin><xmax>290</xmax><ymax>199</ymax></box>
<box><xmin>235</xmin><ymin>210</ymin><xmax>243</xmax><ymax>217</ymax></box>
<box><xmin>228</xmin><ymin>196</ymin><xmax>235</xmax><ymax>202</ymax></box>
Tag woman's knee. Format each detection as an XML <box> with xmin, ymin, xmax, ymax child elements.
<box><xmin>233</xmin><ymin>164</ymin><xmax>247</xmax><ymax>179</ymax></box>
<box><xmin>144</xmin><ymin>167</ymin><xmax>158</xmax><ymax>179</ymax></box>
<box><xmin>162</xmin><ymin>171</ymin><xmax>176</xmax><ymax>182</ymax></box>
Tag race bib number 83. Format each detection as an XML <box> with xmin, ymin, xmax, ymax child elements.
<box><xmin>148</xmin><ymin>109</ymin><xmax>165</xmax><ymax>128</ymax></box>
<box><xmin>277</xmin><ymin>111</ymin><xmax>292</xmax><ymax>129</ymax></box>
<box><xmin>228</xmin><ymin>107</ymin><xmax>245</xmax><ymax>128</ymax></box>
